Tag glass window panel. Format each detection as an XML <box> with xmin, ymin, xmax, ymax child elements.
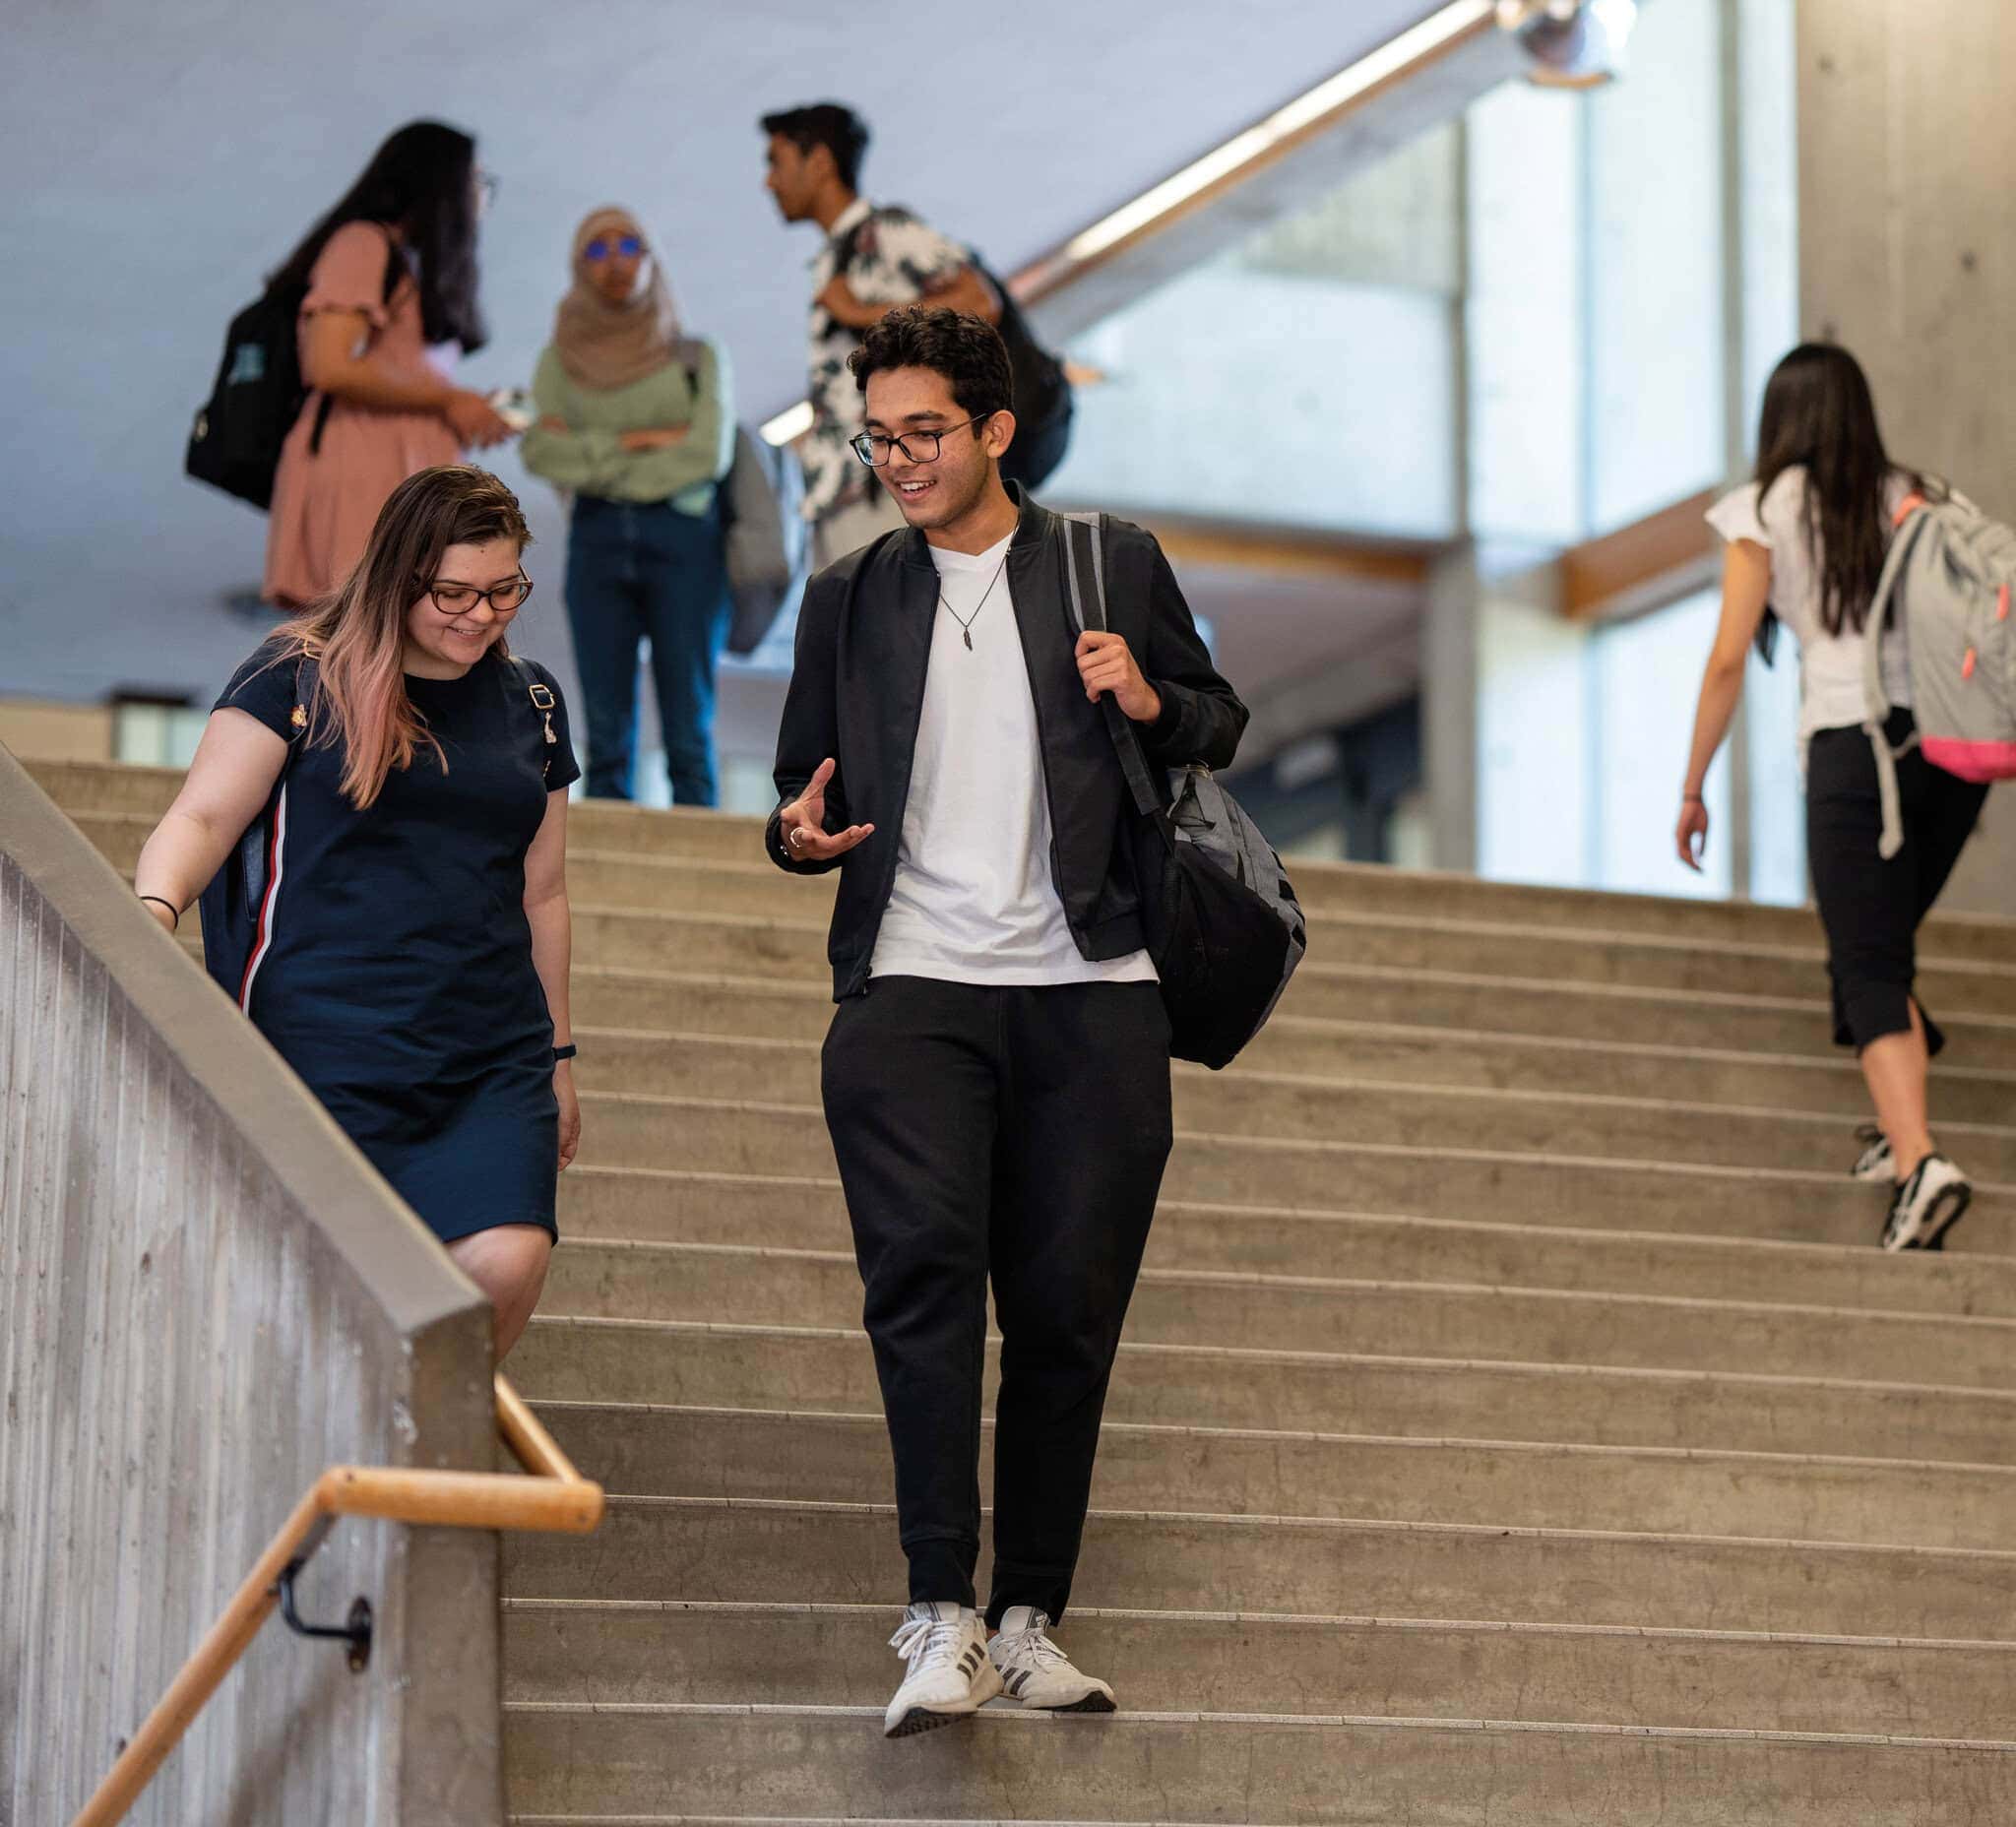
<box><xmin>1466</xmin><ymin>83</ymin><xmax>1586</xmax><ymax>544</ymax></box>
<box><xmin>1586</xmin><ymin>0</ymin><xmax>1727</xmax><ymax>531</ymax></box>
<box><xmin>1591</xmin><ymin>590</ymin><xmax>1732</xmax><ymax>898</ymax></box>
<box><xmin>1746</xmin><ymin>641</ymin><xmax>1807</xmax><ymax>904</ymax></box>
<box><xmin>1477</xmin><ymin>572</ymin><xmax>1595</xmax><ymax>887</ymax></box>
<box><xmin>1050</xmin><ymin>266</ymin><xmax>1457</xmax><ymax>536</ymax></box>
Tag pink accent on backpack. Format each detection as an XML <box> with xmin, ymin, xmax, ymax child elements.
<box><xmin>1921</xmin><ymin>738</ymin><xmax>2016</xmax><ymax>784</ymax></box>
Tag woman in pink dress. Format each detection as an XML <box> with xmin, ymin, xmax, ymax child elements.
<box><xmin>264</xmin><ymin>120</ymin><xmax>513</xmax><ymax>606</ymax></box>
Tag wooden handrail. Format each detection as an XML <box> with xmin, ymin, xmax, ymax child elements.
<box><xmin>71</xmin><ymin>1374</ymin><xmax>601</xmax><ymax>1827</ymax></box>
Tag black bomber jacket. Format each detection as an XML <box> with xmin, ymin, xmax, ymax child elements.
<box><xmin>765</xmin><ymin>490</ymin><xmax>1249</xmax><ymax>999</ymax></box>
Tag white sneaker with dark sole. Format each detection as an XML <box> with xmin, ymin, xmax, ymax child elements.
<box><xmin>884</xmin><ymin>1602</ymin><xmax>1001</xmax><ymax>1738</ymax></box>
<box><xmin>1851</xmin><ymin>1125</ymin><xmax>1897</xmax><ymax>1184</ymax></box>
<box><xmin>988</xmin><ymin>1606</ymin><xmax>1116</xmax><ymax>1714</ymax></box>
<box><xmin>1881</xmin><ymin>1154</ymin><xmax>1972</xmax><ymax>1252</ymax></box>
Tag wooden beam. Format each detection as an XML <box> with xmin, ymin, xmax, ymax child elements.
<box><xmin>1560</xmin><ymin>488</ymin><xmax>1721</xmax><ymax>621</ymax></box>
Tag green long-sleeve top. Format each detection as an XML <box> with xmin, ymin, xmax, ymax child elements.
<box><xmin>519</xmin><ymin>338</ymin><xmax>734</xmax><ymax>510</ymax></box>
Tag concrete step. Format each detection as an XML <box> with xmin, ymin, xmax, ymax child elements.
<box><xmin>568</xmin><ymin>1092</ymin><xmax>2016</xmax><ymax>1243</ymax></box>
<box><xmin>565</xmin><ymin>1099</ymin><xmax>2014</xmax><ymax>1253</ymax></box>
<box><xmin>571</xmin><ymin>1008</ymin><xmax>2016</xmax><ymax>1129</ymax></box>
<box><xmin>561</xmin><ymin>843</ymin><xmax>2016</xmax><ymax>987</ymax></box>
<box><xmin>500</xmin><ymin>1494</ymin><xmax>2016</xmax><ymax>1641</ymax></box>
<box><xmin>562</xmin><ymin>902</ymin><xmax>2016</xmax><ymax>1015</ymax></box>
<box><xmin>509</xmin><ymin>1317</ymin><xmax>2016</xmax><ymax>1467</ymax></box>
<box><xmin>555</xmin><ymin>1169</ymin><xmax>2016</xmax><ymax>1316</ymax></box>
<box><xmin>538</xmin><ymin>1238</ymin><xmax>2016</xmax><ymax>1391</ymax></box>
<box><xmin>572</xmin><ymin>1030</ymin><xmax>2016</xmax><ymax>1170</ymax></box>
<box><xmin>36</xmin><ymin>756</ymin><xmax>2016</xmax><ymax>960</ymax></box>
<box><xmin>501</xmin><ymin>1700</ymin><xmax>2016</xmax><ymax>1823</ymax></box>
<box><xmin>568</xmin><ymin>962</ymin><xmax>1970</xmax><ymax>1067</ymax></box>
<box><xmin>501</xmin><ymin>1597</ymin><xmax>2016</xmax><ymax>1742</ymax></box>
<box><xmin>532</xmin><ymin>1400</ymin><xmax>2016</xmax><ymax>1551</ymax></box>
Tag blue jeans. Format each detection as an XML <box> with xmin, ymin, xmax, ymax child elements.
<box><xmin>564</xmin><ymin>494</ymin><xmax>729</xmax><ymax>804</ymax></box>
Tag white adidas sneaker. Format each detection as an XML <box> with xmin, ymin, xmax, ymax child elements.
<box><xmin>1880</xmin><ymin>1153</ymin><xmax>1972</xmax><ymax>1252</ymax></box>
<box><xmin>988</xmin><ymin>1606</ymin><xmax>1116</xmax><ymax>1714</ymax></box>
<box><xmin>1851</xmin><ymin>1125</ymin><xmax>1897</xmax><ymax>1184</ymax></box>
<box><xmin>884</xmin><ymin>1602</ymin><xmax>1001</xmax><ymax>1738</ymax></box>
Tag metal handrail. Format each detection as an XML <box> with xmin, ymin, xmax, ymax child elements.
<box><xmin>70</xmin><ymin>1374</ymin><xmax>603</xmax><ymax>1827</ymax></box>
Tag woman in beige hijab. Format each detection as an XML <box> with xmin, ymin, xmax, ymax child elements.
<box><xmin>522</xmin><ymin>207</ymin><xmax>736</xmax><ymax>803</ymax></box>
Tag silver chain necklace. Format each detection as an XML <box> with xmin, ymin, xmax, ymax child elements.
<box><xmin>939</xmin><ymin>551</ymin><xmax>1010</xmax><ymax>652</ymax></box>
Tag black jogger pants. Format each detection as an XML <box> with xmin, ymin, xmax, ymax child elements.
<box><xmin>820</xmin><ymin>975</ymin><xmax>1173</xmax><ymax>1626</ymax></box>
<box><xmin>1806</xmin><ymin>711</ymin><xmax>1988</xmax><ymax>1055</ymax></box>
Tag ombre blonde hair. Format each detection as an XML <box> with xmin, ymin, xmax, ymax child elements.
<box><xmin>271</xmin><ymin>465</ymin><xmax>532</xmax><ymax>808</ymax></box>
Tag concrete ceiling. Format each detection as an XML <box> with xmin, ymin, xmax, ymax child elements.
<box><xmin>1</xmin><ymin>0</ymin><xmax>1449</xmax><ymax>706</ymax></box>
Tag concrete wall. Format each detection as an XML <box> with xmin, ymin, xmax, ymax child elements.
<box><xmin>0</xmin><ymin>748</ymin><xmax>503</xmax><ymax>1823</ymax></box>
<box><xmin>0</xmin><ymin>699</ymin><xmax>114</xmax><ymax>763</ymax></box>
<box><xmin>1796</xmin><ymin>0</ymin><xmax>2016</xmax><ymax>913</ymax></box>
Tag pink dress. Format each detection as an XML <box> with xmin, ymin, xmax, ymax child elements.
<box><xmin>263</xmin><ymin>221</ymin><xmax>463</xmax><ymax>606</ymax></box>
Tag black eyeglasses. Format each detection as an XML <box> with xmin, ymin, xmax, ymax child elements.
<box><xmin>850</xmin><ymin>413</ymin><xmax>993</xmax><ymax>468</ymax></box>
<box><xmin>420</xmin><ymin>574</ymin><xmax>533</xmax><ymax>618</ymax></box>
<box><xmin>585</xmin><ymin>234</ymin><xmax>644</xmax><ymax>262</ymax></box>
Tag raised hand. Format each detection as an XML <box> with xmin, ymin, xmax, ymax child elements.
<box><xmin>779</xmin><ymin>758</ymin><xmax>875</xmax><ymax>862</ymax></box>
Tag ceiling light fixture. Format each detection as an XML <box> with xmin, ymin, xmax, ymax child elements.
<box><xmin>1497</xmin><ymin>0</ymin><xmax>1644</xmax><ymax>89</ymax></box>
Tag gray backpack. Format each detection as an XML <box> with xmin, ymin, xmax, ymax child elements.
<box><xmin>1061</xmin><ymin>511</ymin><xmax>1306</xmax><ymax>1068</ymax></box>
<box><xmin>721</xmin><ymin>425</ymin><xmax>809</xmax><ymax>656</ymax></box>
<box><xmin>1862</xmin><ymin>491</ymin><xmax>2016</xmax><ymax>855</ymax></box>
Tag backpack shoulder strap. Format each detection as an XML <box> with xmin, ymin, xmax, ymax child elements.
<box><xmin>309</xmin><ymin>231</ymin><xmax>404</xmax><ymax>458</ymax></box>
<box><xmin>1860</xmin><ymin>503</ymin><xmax>1930</xmax><ymax>860</ymax></box>
<box><xmin>1060</xmin><ymin>510</ymin><xmax>1164</xmax><ymax>818</ymax></box>
<box><xmin>507</xmin><ymin>656</ymin><xmax>560</xmax><ymax>773</ymax></box>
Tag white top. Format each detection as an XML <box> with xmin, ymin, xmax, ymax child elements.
<box><xmin>869</xmin><ymin>534</ymin><xmax>1159</xmax><ymax>988</ymax></box>
<box><xmin>1705</xmin><ymin>466</ymin><xmax>1920</xmax><ymax>744</ymax></box>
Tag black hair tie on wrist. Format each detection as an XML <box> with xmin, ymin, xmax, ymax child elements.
<box><xmin>551</xmin><ymin>1043</ymin><xmax>578</xmax><ymax>1062</ymax></box>
<box><xmin>139</xmin><ymin>894</ymin><xmax>180</xmax><ymax>929</ymax></box>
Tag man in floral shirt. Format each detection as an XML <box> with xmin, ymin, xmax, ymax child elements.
<box><xmin>762</xmin><ymin>102</ymin><xmax>1003</xmax><ymax>567</ymax></box>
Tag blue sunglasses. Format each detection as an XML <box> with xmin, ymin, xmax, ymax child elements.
<box><xmin>584</xmin><ymin>234</ymin><xmax>643</xmax><ymax>262</ymax></box>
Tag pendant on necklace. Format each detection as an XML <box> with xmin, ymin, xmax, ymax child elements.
<box><xmin>963</xmin><ymin>628</ymin><xmax>974</xmax><ymax>651</ymax></box>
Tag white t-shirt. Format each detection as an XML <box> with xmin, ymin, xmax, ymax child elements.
<box><xmin>1705</xmin><ymin>466</ymin><xmax>1924</xmax><ymax>745</ymax></box>
<box><xmin>868</xmin><ymin>534</ymin><xmax>1158</xmax><ymax>988</ymax></box>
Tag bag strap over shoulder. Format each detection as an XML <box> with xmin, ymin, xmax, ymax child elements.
<box><xmin>508</xmin><ymin>656</ymin><xmax>561</xmax><ymax>775</ymax></box>
<box><xmin>308</xmin><ymin>230</ymin><xmax>407</xmax><ymax>458</ymax></box>
<box><xmin>1860</xmin><ymin>502</ymin><xmax>1930</xmax><ymax>861</ymax></box>
<box><xmin>1059</xmin><ymin>510</ymin><xmax>1166</xmax><ymax>819</ymax></box>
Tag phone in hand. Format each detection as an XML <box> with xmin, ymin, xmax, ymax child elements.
<box><xmin>488</xmin><ymin>388</ymin><xmax>536</xmax><ymax>433</ymax></box>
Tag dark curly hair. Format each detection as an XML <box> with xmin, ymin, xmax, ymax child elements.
<box><xmin>849</xmin><ymin>306</ymin><xmax>1013</xmax><ymax>423</ymax></box>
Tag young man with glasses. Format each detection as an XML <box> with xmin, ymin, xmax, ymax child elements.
<box><xmin>759</xmin><ymin>102</ymin><xmax>1003</xmax><ymax>569</ymax></box>
<box><xmin>766</xmin><ymin>307</ymin><xmax>1246</xmax><ymax>1737</ymax></box>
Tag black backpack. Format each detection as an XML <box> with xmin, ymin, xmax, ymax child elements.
<box><xmin>832</xmin><ymin>213</ymin><xmax>1074</xmax><ymax>494</ymax></box>
<box><xmin>1060</xmin><ymin>513</ymin><xmax>1307</xmax><ymax>1070</ymax></box>
<box><xmin>186</xmin><ymin>235</ymin><xmax>404</xmax><ymax>512</ymax></box>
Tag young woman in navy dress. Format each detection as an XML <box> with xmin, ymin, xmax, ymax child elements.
<box><xmin>135</xmin><ymin>465</ymin><xmax>581</xmax><ymax>1354</ymax></box>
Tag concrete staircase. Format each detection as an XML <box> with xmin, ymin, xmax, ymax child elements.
<box><xmin>32</xmin><ymin>757</ymin><xmax>2016</xmax><ymax>1824</ymax></box>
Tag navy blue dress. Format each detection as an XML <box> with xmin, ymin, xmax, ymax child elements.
<box><xmin>217</xmin><ymin>642</ymin><xmax>581</xmax><ymax>1242</ymax></box>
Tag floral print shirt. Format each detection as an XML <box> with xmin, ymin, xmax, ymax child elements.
<box><xmin>800</xmin><ymin>198</ymin><xmax>968</xmax><ymax>522</ymax></box>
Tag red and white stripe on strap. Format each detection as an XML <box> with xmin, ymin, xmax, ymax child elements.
<box><xmin>237</xmin><ymin>783</ymin><xmax>289</xmax><ymax>1014</ymax></box>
